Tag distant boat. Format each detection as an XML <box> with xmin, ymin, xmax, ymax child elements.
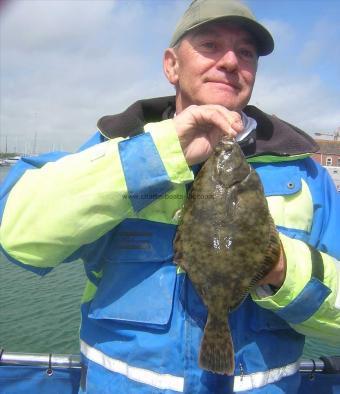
<box><xmin>2</xmin><ymin>155</ymin><xmax>21</xmax><ymax>165</ymax></box>
<box><xmin>0</xmin><ymin>159</ymin><xmax>11</xmax><ymax>167</ymax></box>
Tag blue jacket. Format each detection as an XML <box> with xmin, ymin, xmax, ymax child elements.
<box><xmin>1</xmin><ymin>97</ymin><xmax>339</xmax><ymax>393</ymax></box>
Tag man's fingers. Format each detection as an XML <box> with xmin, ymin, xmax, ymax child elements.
<box><xmin>214</xmin><ymin>106</ymin><xmax>243</xmax><ymax>135</ymax></box>
<box><xmin>191</xmin><ymin>105</ymin><xmax>244</xmax><ymax>138</ymax></box>
<box><xmin>173</xmin><ymin>104</ymin><xmax>245</xmax><ymax>165</ymax></box>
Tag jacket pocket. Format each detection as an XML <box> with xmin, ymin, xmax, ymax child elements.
<box><xmin>88</xmin><ymin>219</ymin><xmax>177</xmax><ymax>329</ymax></box>
<box><xmin>254</xmin><ymin>162</ymin><xmax>313</xmax><ymax>235</ymax></box>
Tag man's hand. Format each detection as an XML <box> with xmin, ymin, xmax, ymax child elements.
<box><xmin>173</xmin><ymin>104</ymin><xmax>244</xmax><ymax>166</ymax></box>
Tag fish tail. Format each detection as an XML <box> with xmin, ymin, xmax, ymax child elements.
<box><xmin>199</xmin><ymin>313</ymin><xmax>234</xmax><ymax>375</ymax></box>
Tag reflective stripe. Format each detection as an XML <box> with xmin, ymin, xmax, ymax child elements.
<box><xmin>233</xmin><ymin>360</ymin><xmax>300</xmax><ymax>392</ymax></box>
<box><xmin>335</xmin><ymin>260</ymin><xmax>340</xmax><ymax>310</ymax></box>
<box><xmin>80</xmin><ymin>340</ymin><xmax>184</xmax><ymax>392</ymax></box>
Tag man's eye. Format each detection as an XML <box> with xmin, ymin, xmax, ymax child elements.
<box><xmin>239</xmin><ymin>48</ymin><xmax>256</xmax><ymax>59</ymax></box>
<box><xmin>201</xmin><ymin>41</ymin><xmax>217</xmax><ymax>50</ymax></box>
<box><xmin>240</xmin><ymin>48</ymin><xmax>255</xmax><ymax>58</ymax></box>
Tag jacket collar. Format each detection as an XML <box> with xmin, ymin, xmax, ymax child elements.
<box><xmin>97</xmin><ymin>96</ymin><xmax>318</xmax><ymax>158</ymax></box>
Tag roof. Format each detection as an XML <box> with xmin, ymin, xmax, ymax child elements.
<box><xmin>315</xmin><ymin>140</ymin><xmax>340</xmax><ymax>155</ymax></box>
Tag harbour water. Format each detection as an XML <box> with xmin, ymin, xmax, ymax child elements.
<box><xmin>0</xmin><ymin>166</ymin><xmax>86</xmax><ymax>353</ymax></box>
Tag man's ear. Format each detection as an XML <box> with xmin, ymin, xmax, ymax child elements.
<box><xmin>163</xmin><ymin>48</ymin><xmax>179</xmax><ymax>85</ymax></box>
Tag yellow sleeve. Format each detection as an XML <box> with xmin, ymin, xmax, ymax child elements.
<box><xmin>0</xmin><ymin>120</ymin><xmax>193</xmax><ymax>270</ymax></box>
<box><xmin>252</xmin><ymin>233</ymin><xmax>340</xmax><ymax>343</ymax></box>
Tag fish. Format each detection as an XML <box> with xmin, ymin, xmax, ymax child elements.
<box><xmin>173</xmin><ymin>137</ymin><xmax>281</xmax><ymax>375</ymax></box>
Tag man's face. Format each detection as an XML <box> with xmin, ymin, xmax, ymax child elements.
<box><xmin>165</xmin><ymin>22</ymin><xmax>258</xmax><ymax>113</ymax></box>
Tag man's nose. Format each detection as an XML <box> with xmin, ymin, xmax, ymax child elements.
<box><xmin>216</xmin><ymin>50</ymin><xmax>238</xmax><ymax>72</ymax></box>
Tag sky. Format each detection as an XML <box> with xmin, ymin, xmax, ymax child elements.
<box><xmin>0</xmin><ymin>0</ymin><xmax>339</xmax><ymax>154</ymax></box>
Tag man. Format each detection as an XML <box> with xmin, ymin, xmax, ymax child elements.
<box><xmin>1</xmin><ymin>0</ymin><xmax>339</xmax><ymax>393</ymax></box>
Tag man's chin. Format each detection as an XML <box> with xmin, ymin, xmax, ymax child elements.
<box><xmin>197</xmin><ymin>97</ymin><xmax>243</xmax><ymax>111</ymax></box>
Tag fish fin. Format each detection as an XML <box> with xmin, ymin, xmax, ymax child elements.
<box><xmin>173</xmin><ymin>232</ymin><xmax>182</xmax><ymax>266</ymax></box>
<box><xmin>264</xmin><ymin>217</ymin><xmax>281</xmax><ymax>266</ymax></box>
<box><xmin>230</xmin><ymin>220</ymin><xmax>281</xmax><ymax>310</ymax></box>
<box><xmin>199</xmin><ymin>313</ymin><xmax>234</xmax><ymax>375</ymax></box>
<box><xmin>229</xmin><ymin>293</ymin><xmax>248</xmax><ymax>312</ymax></box>
<box><xmin>248</xmin><ymin>216</ymin><xmax>281</xmax><ymax>288</ymax></box>
<box><xmin>243</xmin><ymin>216</ymin><xmax>281</xmax><ymax>291</ymax></box>
<box><xmin>173</xmin><ymin>233</ymin><xmax>191</xmax><ymax>272</ymax></box>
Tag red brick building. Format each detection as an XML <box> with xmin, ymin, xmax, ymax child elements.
<box><xmin>312</xmin><ymin>139</ymin><xmax>340</xmax><ymax>192</ymax></box>
<box><xmin>312</xmin><ymin>140</ymin><xmax>340</xmax><ymax>167</ymax></box>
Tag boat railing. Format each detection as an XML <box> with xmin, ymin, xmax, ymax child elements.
<box><xmin>1</xmin><ymin>350</ymin><xmax>339</xmax><ymax>374</ymax></box>
<box><xmin>1</xmin><ymin>351</ymin><xmax>339</xmax><ymax>394</ymax></box>
<box><xmin>0</xmin><ymin>351</ymin><xmax>81</xmax><ymax>370</ymax></box>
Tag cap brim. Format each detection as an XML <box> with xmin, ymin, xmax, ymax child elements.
<box><xmin>176</xmin><ymin>15</ymin><xmax>274</xmax><ymax>56</ymax></box>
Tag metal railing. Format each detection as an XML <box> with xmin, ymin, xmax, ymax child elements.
<box><xmin>0</xmin><ymin>351</ymin><xmax>81</xmax><ymax>369</ymax></box>
<box><xmin>1</xmin><ymin>350</ymin><xmax>339</xmax><ymax>374</ymax></box>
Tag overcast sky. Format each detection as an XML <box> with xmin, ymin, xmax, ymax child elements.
<box><xmin>1</xmin><ymin>0</ymin><xmax>339</xmax><ymax>153</ymax></box>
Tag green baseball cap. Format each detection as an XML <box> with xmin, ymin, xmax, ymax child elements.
<box><xmin>170</xmin><ymin>0</ymin><xmax>274</xmax><ymax>56</ymax></box>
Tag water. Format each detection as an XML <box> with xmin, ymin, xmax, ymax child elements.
<box><xmin>0</xmin><ymin>166</ymin><xmax>11</xmax><ymax>181</ymax></box>
<box><xmin>0</xmin><ymin>166</ymin><xmax>86</xmax><ymax>353</ymax></box>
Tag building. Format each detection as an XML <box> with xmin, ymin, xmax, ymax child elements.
<box><xmin>325</xmin><ymin>166</ymin><xmax>340</xmax><ymax>192</ymax></box>
<box><xmin>312</xmin><ymin>139</ymin><xmax>340</xmax><ymax>192</ymax></box>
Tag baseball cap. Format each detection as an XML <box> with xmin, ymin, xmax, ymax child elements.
<box><xmin>170</xmin><ymin>0</ymin><xmax>274</xmax><ymax>56</ymax></box>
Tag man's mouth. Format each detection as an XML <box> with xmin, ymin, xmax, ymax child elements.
<box><xmin>206</xmin><ymin>80</ymin><xmax>240</xmax><ymax>90</ymax></box>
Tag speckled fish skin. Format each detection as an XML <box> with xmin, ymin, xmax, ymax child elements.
<box><xmin>174</xmin><ymin>137</ymin><xmax>281</xmax><ymax>375</ymax></box>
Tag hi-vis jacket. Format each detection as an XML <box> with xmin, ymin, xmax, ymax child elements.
<box><xmin>1</xmin><ymin>96</ymin><xmax>340</xmax><ymax>394</ymax></box>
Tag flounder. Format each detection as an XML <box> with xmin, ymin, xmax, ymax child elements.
<box><xmin>174</xmin><ymin>137</ymin><xmax>281</xmax><ymax>375</ymax></box>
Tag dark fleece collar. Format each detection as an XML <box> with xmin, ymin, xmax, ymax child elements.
<box><xmin>97</xmin><ymin>96</ymin><xmax>318</xmax><ymax>158</ymax></box>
